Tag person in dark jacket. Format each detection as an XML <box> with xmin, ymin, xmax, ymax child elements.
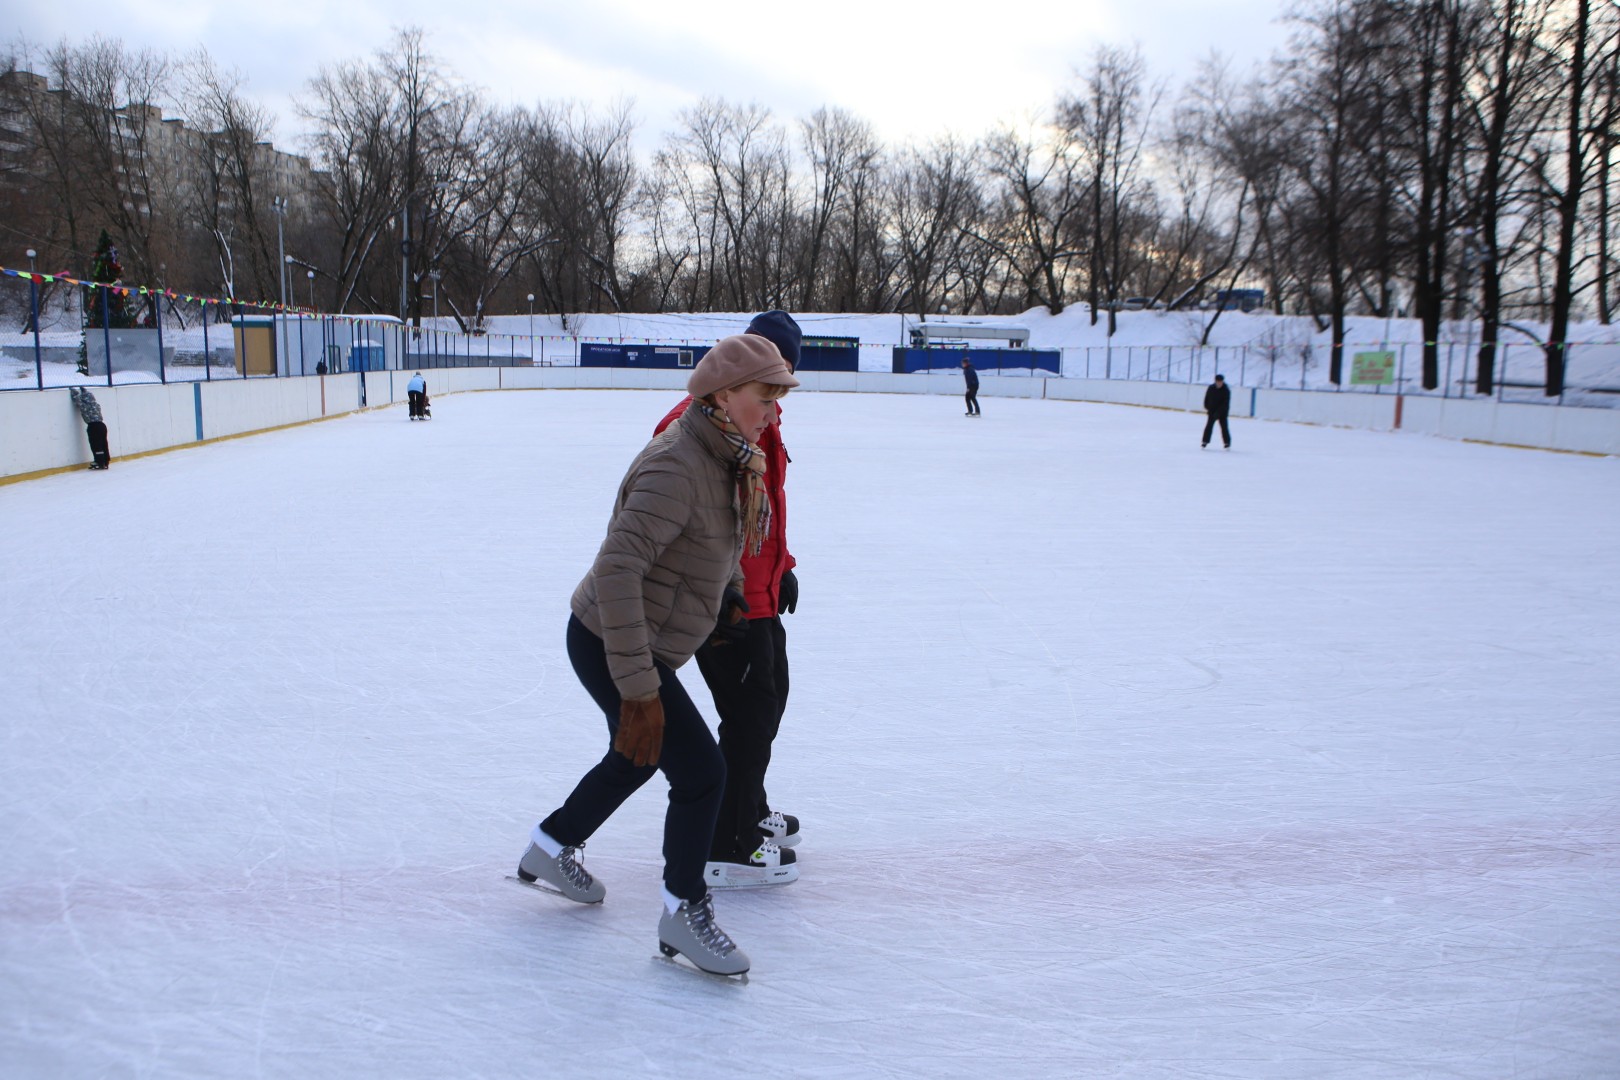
<box><xmin>1202</xmin><ymin>374</ymin><xmax>1231</xmax><ymax>449</ymax></box>
<box><xmin>69</xmin><ymin>387</ymin><xmax>111</xmax><ymax>469</ymax></box>
<box><xmin>653</xmin><ymin>310</ymin><xmax>804</xmax><ymax>889</ymax></box>
<box><xmin>962</xmin><ymin>357</ymin><xmax>980</xmax><ymax>416</ymax></box>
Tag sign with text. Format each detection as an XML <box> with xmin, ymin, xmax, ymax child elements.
<box><xmin>1351</xmin><ymin>350</ymin><xmax>1396</xmax><ymax>385</ymax></box>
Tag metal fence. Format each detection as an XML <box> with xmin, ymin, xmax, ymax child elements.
<box><xmin>4</xmin><ymin>267</ymin><xmax>1616</xmax><ymax>407</ymax></box>
<box><xmin>1059</xmin><ymin>340</ymin><xmax>1620</xmax><ymax>408</ymax></box>
<box><xmin>0</xmin><ymin>266</ymin><xmax>561</xmax><ymax>389</ymax></box>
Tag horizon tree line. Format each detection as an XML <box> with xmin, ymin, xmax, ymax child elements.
<box><xmin>2</xmin><ymin>1</ymin><xmax>1615</xmax><ymax>394</ymax></box>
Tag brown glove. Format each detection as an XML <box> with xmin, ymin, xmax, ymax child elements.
<box><xmin>614</xmin><ymin>694</ymin><xmax>664</xmax><ymax>767</ymax></box>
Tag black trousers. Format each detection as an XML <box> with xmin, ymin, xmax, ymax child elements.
<box><xmin>1202</xmin><ymin>414</ymin><xmax>1230</xmax><ymax>447</ymax></box>
<box><xmin>964</xmin><ymin>388</ymin><xmax>980</xmax><ymax>414</ymax></box>
<box><xmin>407</xmin><ymin>390</ymin><xmax>425</xmax><ymax>417</ymax></box>
<box><xmin>541</xmin><ymin>615</ymin><xmax>725</xmax><ymax>903</ymax></box>
<box><xmin>694</xmin><ymin>615</ymin><xmax>789</xmax><ymax>859</ymax></box>
<box><xmin>86</xmin><ymin>421</ymin><xmax>109</xmax><ymax>466</ymax></box>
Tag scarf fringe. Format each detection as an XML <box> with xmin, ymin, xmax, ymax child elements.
<box><xmin>699</xmin><ymin>403</ymin><xmax>770</xmax><ymax>556</ymax></box>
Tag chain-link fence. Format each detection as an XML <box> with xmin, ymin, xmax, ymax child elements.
<box><xmin>5</xmin><ymin>267</ymin><xmax>1615</xmax><ymax>407</ymax></box>
<box><xmin>1059</xmin><ymin>340</ymin><xmax>1620</xmax><ymax>408</ymax></box>
<box><xmin>0</xmin><ymin>267</ymin><xmax>558</xmax><ymax>389</ymax></box>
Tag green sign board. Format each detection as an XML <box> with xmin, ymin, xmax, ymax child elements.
<box><xmin>1351</xmin><ymin>350</ymin><xmax>1396</xmax><ymax>385</ymax></box>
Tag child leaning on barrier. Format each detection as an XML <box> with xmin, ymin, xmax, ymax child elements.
<box><xmin>69</xmin><ymin>387</ymin><xmax>111</xmax><ymax>469</ymax></box>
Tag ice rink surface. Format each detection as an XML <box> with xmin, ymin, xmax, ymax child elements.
<box><xmin>3</xmin><ymin>389</ymin><xmax>1618</xmax><ymax>1079</ymax></box>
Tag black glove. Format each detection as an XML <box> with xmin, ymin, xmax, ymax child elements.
<box><xmin>777</xmin><ymin>569</ymin><xmax>798</xmax><ymax>615</ymax></box>
<box><xmin>710</xmin><ymin>586</ymin><xmax>751</xmax><ymax>646</ymax></box>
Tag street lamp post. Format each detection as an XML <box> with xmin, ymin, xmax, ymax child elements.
<box><xmin>427</xmin><ymin>269</ymin><xmax>442</xmax><ymax>366</ymax></box>
<box><xmin>27</xmin><ymin>248</ymin><xmax>42</xmax><ymax>387</ymax></box>
<box><xmin>282</xmin><ymin>254</ymin><xmax>296</xmax><ymax>376</ymax></box>
<box><xmin>527</xmin><ymin>293</ymin><xmax>535</xmax><ymax>364</ymax></box>
<box><xmin>307</xmin><ymin>269</ymin><xmax>315</xmax><ymax>310</ymax></box>
<box><xmin>271</xmin><ymin>196</ymin><xmax>288</xmax><ymax>308</ymax></box>
<box><xmin>155</xmin><ymin>262</ymin><xmax>167</xmax><ymax>384</ymax></box>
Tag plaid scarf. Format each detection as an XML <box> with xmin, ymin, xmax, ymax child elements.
<box><xmin>699</xmin><ymin>402</ymin><xmax>770</xmax><ymax>556</ymax></box>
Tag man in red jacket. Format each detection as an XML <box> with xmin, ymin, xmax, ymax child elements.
<box><xmin>654</xmin><ymin>311</ymin><xmax>804</xmax><ymax>888</ymax></box>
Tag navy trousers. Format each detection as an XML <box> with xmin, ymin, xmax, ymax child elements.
<box><xmin>541</xmin><ymin>615</ymin><xmax>725</xmax><ymax>903</ymax></box>
<box><xmin>694</xmin><ymin>615</ymin><xmax>789</xmax><ymax>859</ymax></box>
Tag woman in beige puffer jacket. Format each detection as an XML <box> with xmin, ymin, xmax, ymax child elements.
<box><xmin>515</xmin><ymin>333</ymin><xmax>798</xmax><ymax>976</ymax></box>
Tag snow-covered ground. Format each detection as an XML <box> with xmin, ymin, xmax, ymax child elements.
<box><xmin>2</xmin><ymin>389</ymin><xmax>1617</xmax><ymax>1079</ymax></box>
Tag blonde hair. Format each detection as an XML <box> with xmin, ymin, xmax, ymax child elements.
<box><xmin>706</xmin><ymin>380</ymin><xmax>791</xmax><ymax>405</ymax></box>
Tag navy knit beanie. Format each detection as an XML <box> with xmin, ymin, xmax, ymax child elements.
<box><xmin>745</xmin><ymin>310</ymin><xmax>802</xmax><ymax>369</ymax></box>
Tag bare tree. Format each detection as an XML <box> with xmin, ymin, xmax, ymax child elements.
<box><xmin>1059</xmin><ymin>45</ymin><xmax>1162</xmax><ymax>329</ymax></box>
<box><xmin>1277</xmin><ymin>1</ymin><xmax>1398</xmax><ymax>383</ymax></box>
<box><xmin>980</xmin><ymin>123</ymin><xmax>1086</xmax><ymax>314</ymax></box>
<box><xmin>823</xmin><ymin>130</ymin><xmax>897</xmax><ymax>312</ymax></box>
<box><xmin>1594</xmin><ymin>17</ymin><xmax>1620</xmax><ymax>325</ymax></box>
<box><xmin>1462</xmin><ymin>0</ymin><xmax>1563</xmax><ymax>393</ymax></box>
<box><xmin>299</xmin><ymin>28</ymin><xmax>483</xmax><ymax>319</ymax></box>
<box><xmin>1142</xmin><ymin>129</ymin><xmax>1227</xmax><ymax>310</ymax></box>
<box><xmin>25</xmin><ymin>38</ymin><xmax>177</xmax><ymax>283</ymax></box>
<box><xmin>178</xmin><ymin>51</ymin><xmax>280</xmax><ymax>301</ymax></box>
<box><xmin>1178</xmin><ymin>60</ymin><xmax>1293</xmax><ymax>344</ymax></box>
<box><xmin>1380</xmin><ymin>1</ymin><xmax>1479</xmax><ymax>390</ymax></box>
<box><xmin>653</xmin><ymin>99</ymin><xmax>795</xmax><ymax>310</ymax></box>
<box><xmin>567</xmin><ymin>101</ymin><xmax>642</xmax><ymax>312</ymax></box>
<box><xmin>1538</xmin><ymin>0</ymin><xmax>1612</xmax><ymax>392</ymax></box>
<box><xmin>889</xmin><ymin>137</ymin><xmax>986</xmax><ymax>316</ymax></box>
<box><xmin>797</xmin><ymin>107</ymin><xmax>881</xmax><ymax>309</ymax></box>
<box><xmin>300</xmin><ymin>55</ymin><xmax>402</xmax><ymax>313</ymax></box>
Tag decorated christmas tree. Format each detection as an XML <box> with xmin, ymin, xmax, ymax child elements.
<box><xmin>85</xmin><ymin>230</ymin><xmax>135</xmax><ymax>330</ymax></box>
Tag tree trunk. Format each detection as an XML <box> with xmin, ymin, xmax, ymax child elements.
<box><xmin>1544</xmin><ymin>0</ymin><xmax>1590</xmax><ymax>396</ymax></box>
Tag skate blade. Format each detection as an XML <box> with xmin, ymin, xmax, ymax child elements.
<box><xmin>703</xmin><ymin>866</ymin><xmax>799</xmax><ymax>890</ymax></box>
<box><xmin>505</xmin><ymin>873</ymin><xmax>569</xmax><ymax>898</ymax></box>
<box><xmin>656</xmin><ymin>944</ymin><xmax>749</xmax><ymax>981</ymax></box>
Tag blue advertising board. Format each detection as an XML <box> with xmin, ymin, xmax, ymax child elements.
<box><xmin>581</xmin><ymin>336</ymin><xmax>861</xmax><ymax>372</ymax></box>
<box><xmin>891</xmin><ymin>347</ymin><xmax>1060</xmax><ymax>374</ymax></box>
<box><xmin>579</xmin><ymin>343</ymin><xmax>706</xmax><ymax>369</ymax></box>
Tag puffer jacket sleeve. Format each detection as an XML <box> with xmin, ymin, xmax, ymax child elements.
<box><xmin>594</xmin><ymin>456</ymin><xmax>695</xmax><ymax>701</ymax></box>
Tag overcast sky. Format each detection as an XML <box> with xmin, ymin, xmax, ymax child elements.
<box><xmin>10</xmin><ymin>0</ymin><xmax>1296</xmax><ymax>154</ymax></box>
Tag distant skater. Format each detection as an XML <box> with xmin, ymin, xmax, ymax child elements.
<box><xmin>69</xmin><ymin>387</ymin><xmax>111</xmax><ymax>469</ymax></box>
<box><xmin>962</xmin><ymin>357</ymin><xmax>980</xmax><ymax>416</ymax></box>
<box><xmin>1202</xmin><ymin>374</ymin><xmax>1231</xmax><ymax>450</ymax></box>
<box><xmin>515</xmin><ymin>334</ymin><xmax>799</xmax><ymax>977</ymax></box>
<box><xmin>407</xmin><ymin>372</ymin><xmax>428</xmax><ymax>420</ymax></box>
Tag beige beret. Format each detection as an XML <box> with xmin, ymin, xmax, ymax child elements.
<box><xmin>687</xmin><ymin>334</ymin><xmax>801</xmax><ymax>399</ymax></box>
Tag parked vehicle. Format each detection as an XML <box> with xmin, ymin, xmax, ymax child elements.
<box><xmin>1210</xmin><ymin>288</ymin><xmax>1266</xmax><ymax>312</ymax></box>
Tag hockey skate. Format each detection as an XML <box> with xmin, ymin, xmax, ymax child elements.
<box><xmin>758</xmin><ymin>810</ymin><xmax>800</xmax><ymax>848</ymax></box>
<box><xmin>515</xmin><ymin>831</ymin><xmax>605</xmax><ymax>904</ymax></box>
<box><xmin>704</xmin><ymin>840</ymin><xmax>798</xmax><ymax>889</ymax></box>
<box><xmin>658</xmin><ymin>892</ymin><xmax>749</xmax><ymax>976</ymax></box>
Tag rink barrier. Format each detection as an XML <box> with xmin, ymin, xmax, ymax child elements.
<box><xmin>4</xmin><ymin>367</ymin><xmax>1617</xmax><ymax>482</ymax></box>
